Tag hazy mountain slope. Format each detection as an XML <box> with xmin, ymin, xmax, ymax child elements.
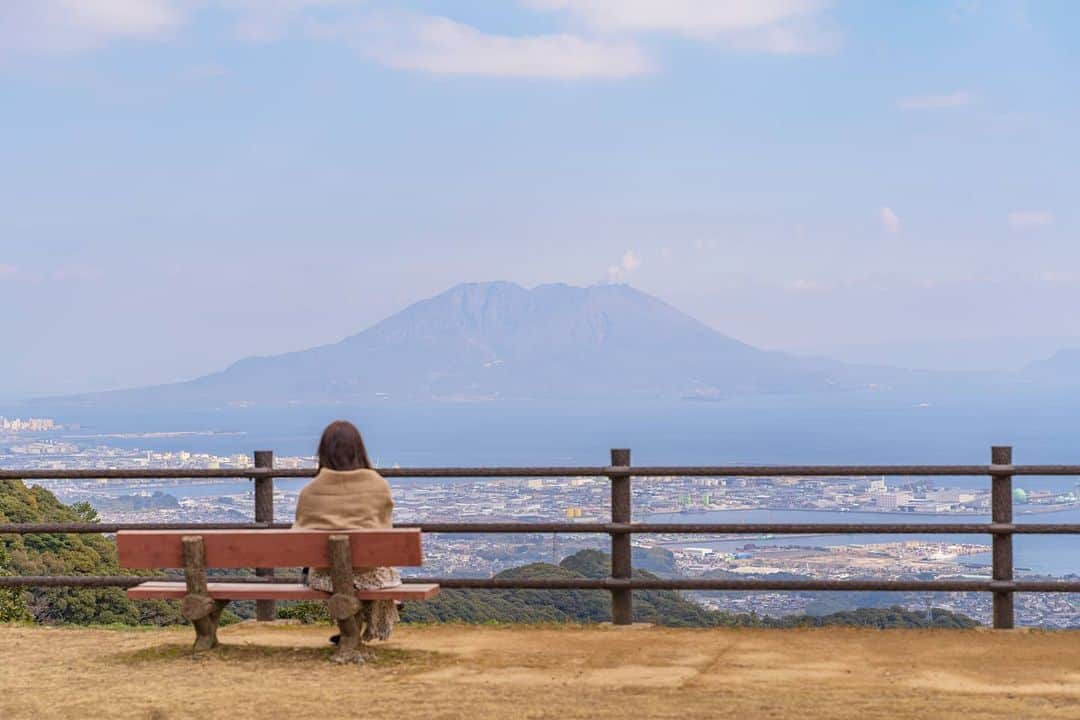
<box><xmin>47</xmin><ymin>282</ymin><xmax>902</xmax><ymax>408</ymax></box>
<box><xmin>1024</xmin><ymin>349</ymin><xmax>1080</xmax><ymax>383</ymax></box>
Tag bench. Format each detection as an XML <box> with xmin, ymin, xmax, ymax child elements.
<box><xmin>118</xmin><ymin>529</ymin><xmax>439</xmax><ymax>662</ymax></box>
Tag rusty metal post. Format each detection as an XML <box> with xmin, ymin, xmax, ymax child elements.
<box><xmin>609</xmin><ymin>448</ymin><xmax>632</xmax><ymax>625</ymax></box>
<box><xmin>253</xmin><ymin>450</ymin><xmax>275</xmax><ymax>621</ymax></box>
<box><xmin>991</xmin><ymin>445</ymin><xmax>1014</xmax><ymax>629</ymax></box>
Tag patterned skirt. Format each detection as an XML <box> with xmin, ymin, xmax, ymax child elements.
<box><xmin>306</xmin><ymin>566</ymin><xmax>401</xmax><ymax>641</ymax></box>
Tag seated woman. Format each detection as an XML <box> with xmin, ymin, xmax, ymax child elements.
<box><xmin>293</xmin><ymin>420</ymin><xmax>401</xmax><ymax>642</ymax></box>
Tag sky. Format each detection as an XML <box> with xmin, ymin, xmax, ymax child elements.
<box><xmin>1</xmin><ymin>0</ymin><xmax>1077</xmax><ymax>397</ymax></box>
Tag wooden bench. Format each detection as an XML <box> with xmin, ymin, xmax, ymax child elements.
<box><xmin>118</xmin><ymin>529</ymin><xmax>439</xmax><ymax>662</ymax></box>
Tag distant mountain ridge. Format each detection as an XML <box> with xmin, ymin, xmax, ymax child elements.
<box><xmin>1025</xmin><ymin>348</ymin><xmax>1080</xmax><ymax>382</ymax></box>
<box><xmin>49</xmin><ymin>281</ymin><xmax>913</xmax><ymax>409</ymax></box>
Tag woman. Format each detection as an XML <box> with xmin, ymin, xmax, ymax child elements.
<box><xmin>293</xmin><ymin>420</ymin><xmax>401</xmax><ymax>642</ymax></box>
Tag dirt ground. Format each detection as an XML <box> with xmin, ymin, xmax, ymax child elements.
<box><xmin>4</xmin><ymin>622</ymin><xmax>1080</xmax><ymax>720</ymax></box>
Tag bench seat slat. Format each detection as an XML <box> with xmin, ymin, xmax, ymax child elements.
<box><xmin>117</xmin><ymin>529</ymin><xmax>423</xmax><ymax>569</ymax></box>
<box><xmin>126</xmin><ymin>581</ymin><xmax>440</xmax><ymax>601</ymax></box>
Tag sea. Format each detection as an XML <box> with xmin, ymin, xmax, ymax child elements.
<box><xmin>24</xmin><ymin>386</ymin><xmax>1080</xmax><ymax>468</ymax></box>
<box><xmin>11</xmin><ymin>388</ymin><xmax>1080</xmax><ymax>574</ymax></box>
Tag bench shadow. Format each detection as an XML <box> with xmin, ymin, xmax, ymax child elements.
<box><xmin>114</xmin><ymin>642</ymin><xmax>443</xmax><ymax>669</ymax></box>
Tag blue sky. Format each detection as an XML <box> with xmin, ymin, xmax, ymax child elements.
<box><xmin>0</xmin><ymin>1</ymin><xmax>1077</xmax><ymax>396</ymax></box>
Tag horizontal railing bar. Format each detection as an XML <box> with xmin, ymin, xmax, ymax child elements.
<box><xmin>408</xmin><ymin>578</ymin><xmax>1080</xmax><ymax>593</ymax></box>
<box><xmin>10</xmin><ymin>524</ymin><xmax>1080</xmax><ymax>535</ymax></box>
<box><xmin>7</xmin><ymin>464</ymin><xmax>1080</xmax><ymax>481</ymax></box>
<box><xmin>412</xmin><ymin>523</ymin><xmax>612</xmax><ymax>533</ymax></box>
<box><xmin>410</xmin><ymin>578</ymin><xmax>996</xmax><ymax>592</ymax></box>
<box><xmin>0</xmin><ymin>468</ymin><xmax>613</xmax><ymax>480</ymax></box>
<box><xmin>0</xmin><ymin>523</ymin><xmax>284</xmax><ymax>533</ymax></box>
<box><xmin>622</xmin><ymin>523</ymin><xmax>1080</xmax><ymax>535</ymax></box>
<box><xmin>0</xmin><ymin>575</ymin><xmax>302</xmax><ymax>588</ymax></box>
<box><xmin>418</xmin><ymin>522</ymin><xmax>1080</xmax><ymax>535</ymax></box>
<box><xmin>628</xmin><ymin>466</ymin><xmax>1001</xmax><ymax>477</ymax></box>
<box><xmin>408</xmin><ymin>523</ymin><xmax>1021</xmax><ymax>535</ymax></box>
<box><xmin>10</xmin><ymin>521</ymin><xmax>1080</xmax><ymax>535</ymax></box>
<box><xmin>612</xmin><ymin>523</ymin><xmax>1001</xmax><ymax>534</ymax></box>
<box><xmin>0</xmin><ymin>469</ymin><xmax>308</xmax><ymax>480</ymax></box>
<box><xmin>8</xmin><ymin>575</ymin><xmax>1080</xmax><ymax>593</ymax></box>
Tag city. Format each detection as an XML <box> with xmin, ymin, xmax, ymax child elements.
<box><xmin>5</xmin><ymin>431</ymin><xmax>1080</xmax><ymax>628</ymax></box>
<box><xmin>0</xmin><ymin>417</ymin><xmax>60</xmax><ymax>433</ymax></box>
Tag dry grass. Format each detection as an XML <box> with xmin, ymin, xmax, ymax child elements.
<box><xmin>4</xmin><ymin>622</ymin><xmax>1080</xmax><ymax>719</ymax></box>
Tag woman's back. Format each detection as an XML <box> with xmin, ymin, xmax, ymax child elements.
<box><xmin>296</xmin><ymin>420</ymin><xmax>402</xmax><ymax>646</ymax></box>
<box><xmin>293</xmin><ymin>468</ymin><xmax>393</xmax><ymax>531</ymax></box>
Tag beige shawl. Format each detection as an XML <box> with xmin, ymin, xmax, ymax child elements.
<box><xmin>293</xmin><ymin>468</ymin><xmax>394</xmax><ymax>531</ymax></box>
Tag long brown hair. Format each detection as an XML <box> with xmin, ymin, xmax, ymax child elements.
<box><xmin>316</xmin><ymin>420</ymin><xmax>373</xmax><ymax>471</ymax></box>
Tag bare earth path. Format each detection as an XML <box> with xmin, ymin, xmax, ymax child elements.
<box><xmin>4</xmin><ymin>623</ymin><xmax>1080</xmax><ymax>719</ymax></box>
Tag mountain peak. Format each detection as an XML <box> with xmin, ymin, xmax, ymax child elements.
<box><xmin>439</xmin><ymin>280</ymin><xmax>646</xmax><ymax>299</ymax></box>
<box><xmin>56</xmin><ymin>281</ymin><xmax>856</xmax><ymax>408</ymax></box>
<box><xmin>442</xmin><ymin>280</ymin><xmax>527</xmax><ymax>296</ymax></box>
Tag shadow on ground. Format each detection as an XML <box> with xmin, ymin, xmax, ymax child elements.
<box><xmin>116</xmin><ymin>641</ymin><xmax>443</xmax><ymax>669</ymax></box>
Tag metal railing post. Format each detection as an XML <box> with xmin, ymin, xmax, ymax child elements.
<box><xmin>991</xmin><ymin>445</ymin><xmax>1014</xmax><ymax>629</ymax></box>
<box><xmin>253</xmin><ymin>450</ymin><xmax>275</xmax><ymax>621</ymax></box>
<box><xmin>609</xmin><ymin>448</ymin><xmax>633</xmax><ymax>625</ymax></box>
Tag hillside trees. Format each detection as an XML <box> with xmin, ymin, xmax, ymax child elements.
<box><xmin>0</xmin><ymin>542</ymin><xmax>31</xmax><ymax>622</ymax></box>
<box><xmin>0</xmin><ymin>479</ymin><xmax>183</xmax><ymax>625</ymax></box>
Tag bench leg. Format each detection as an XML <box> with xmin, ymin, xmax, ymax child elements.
<box><xmin>181</xmin><ymin>537</ymin><xmax>230</xmax><ymax>652</ymax></box>
<box><xmin>333</xmin><ymin>613</ymin><xmax>364</xmax><ymax>664</ymax></box>
<box><xmin>328</xmin><ymin>592</ymin><xmax>364</xmax><ymax>663</ymax></box>
<box><xmin>187</xmin><ymin>598</ymin><xmax>229</xmax><ymax>652</ymax></box>
<box><xmin>326</xmin><ymin>536</ymin><xmax>365</xmax><ymax>664</ymax></box>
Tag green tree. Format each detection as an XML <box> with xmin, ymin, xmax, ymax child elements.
<box><xmin>0</xmin><ymin>479</ymin><xmax>183</xmax><ymax>626</ymax></box>
<box><xmin>0</xmin><ymin>542</ymin><xmax>31</xmax><ymax>622</ymax></box>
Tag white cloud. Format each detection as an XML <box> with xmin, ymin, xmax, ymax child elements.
<box><xmin>2</xmin><ymin>0</ymin><xmax>839</xmax><ymax>76</ymax></box>
<box><xmin>222</xmin><ymin>0</ymin><xmax>361</xmax><ymax>43</ymax></box>
<box><xmin>896</xmin><ymin>91</ymin><xmax>974</xmax><ymax>110</ymax></box>
<box><xmin>880</xmin><ymin>206</ymin><xmax>901</xmax><ymax>234</ymax></box>
<box><xmin>0</xmin><ymin>264</ymin><xmax>17</xmax><ymax>278</ymax></box>
<box><xmin>607</xmin><ymin>249</ymin><xmax>643</xmax><ymax>282</ymax></box>
<box><xmin>53</xmin><ymin>265</ymin><xmax>104</xmax><ymax>281</ymax></box>
<box><xmin>660</xmin><ymin>246</ymin><xmax>673</xmax><ymax>262</ymax></box>
<box><xmin>1009</xmin><ymin>211</ymin><xmax>1054</xmax><ymax>230</ymax></box>
<box><xmin>527</xmin><ymin>0</ymin><xmax>822</xmax><ymax>34</ymax></box>
<box><xmin>182</xmin><ymin>62</ymin><xmax>228</xmax><ymax>80</ymax></box>
<box><xmin>721</xmin><ymin>21</ymin><xmax>839</xmax><ymax>55</ymax></box>
<box><xmin>0</xmin><ymin>1</ymin><xmax>369</xmax><ymax>54</ymax></box>
<box><xmin>0</xmin><ymin>0</ymin><xmax>839</xmax><ymax>78</ymax></box>
<box><xmin>0</xmin><ymin>0</ymin><xmax>181</xmax><ymax>54</ymax></box>
<box><xmin>950</xmin><ymin>1</ymin><xmax>981</xmax><ymax>20</ymax></box>
<box><xmin>321</xmin><ymin>12</ymin><xmax>652</xmax><ymax>78</ymax></box>
<box><xmin>786</xmin><ymin>278</ymin><xmax>827</xmax><ymax>293</ymax></box>
<box><xmin>1040</xmin><ymin>270</ymin><xmax>1080</xmax><ymax>287</ymax></box>
<box><xmin>525</xmin><ymin>0</ymin><xmax>840</xmax><ymax>55</ymax></box>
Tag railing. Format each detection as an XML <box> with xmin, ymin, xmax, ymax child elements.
<box><xmin>5</xmin><ymin>445</ymin><xmax>1080</xmax><ymax>628</ymax></box>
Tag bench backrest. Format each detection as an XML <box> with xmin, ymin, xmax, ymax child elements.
<box><xmin>116</xmin><ymin>529</ymin><xmax>423</xmax><ymax>569</ymax></box>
